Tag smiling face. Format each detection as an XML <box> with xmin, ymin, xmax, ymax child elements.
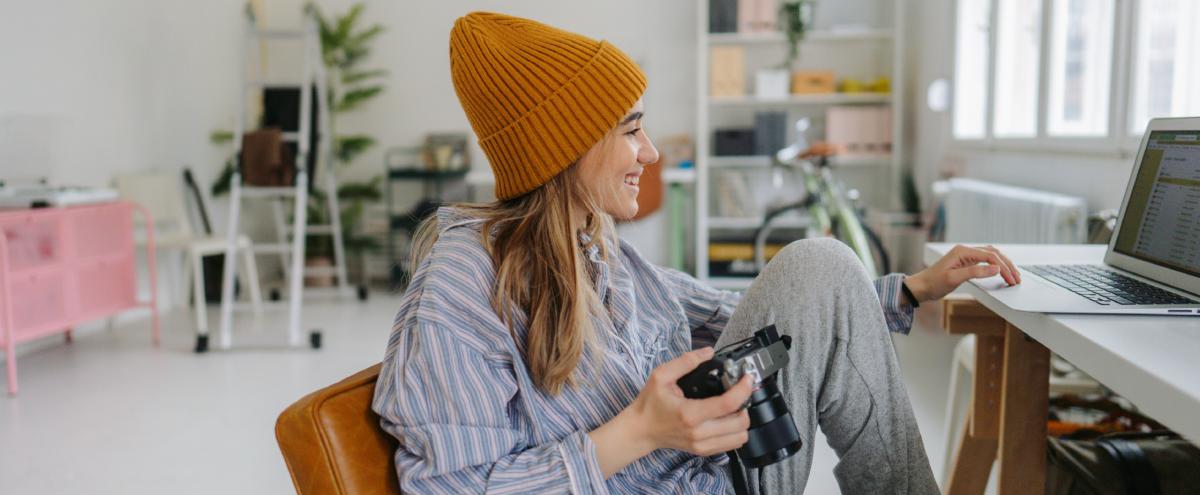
<box><xmin>576</xmin><ymin>99</ymin><xmax>660</xmax><ymax>220</ymax></box>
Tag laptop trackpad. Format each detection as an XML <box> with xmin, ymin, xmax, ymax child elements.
<box><xmin>969</xmin><ymin>274</ymin><xmax>1097</xmax><ymax>312</ymax></box>
<box><xmin>972</xmin><ymin>274</ymin><xmax>1011</xmax><ymax>291</ymax></box>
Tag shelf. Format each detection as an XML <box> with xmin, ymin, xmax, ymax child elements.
<box><xmin>707</xmin><ymin>155</ymin><xmax>892</xmax><ymax>168</ymax></box>
<box><xmin>386</xmin><ymin>168</ymin><xmax>470</xmax><ymax>180</ymax></box>
<box><xmin>709</xmin><ymin>277</ymin><xmax>755</xmax><ymax>290</ymax></box>
<box><xmin>707</xmin><ymin>29</ymin><xmax>893</xmax><ymax>44</ymax></box>
<box><xmin>708</xmin><ymin>93</ymin><xmax>891</xmax><ymax>107</ymax></box>
<box><xmin>707</xmin><ymin>155</ymin><xmax>773</xmax><ymax>168</ymax></box>
<box><xmin>708</xmin><ymin>215</ymin><xmax>809</xmax><ymax>230</ymax></box>
<box><xmin>660</xmin><ymin>168</ymin><xmax>696</xmax><ymax>184</ymax></box>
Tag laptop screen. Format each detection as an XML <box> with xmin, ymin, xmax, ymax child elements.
<box><xmin>1113</xmin><ymin>130</ymin><xmax>1200</xmax><ymax>278</ymax></box>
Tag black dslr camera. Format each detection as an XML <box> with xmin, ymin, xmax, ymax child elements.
<box><xmin>676</xmin><ymin>325</ymin><xmax>802</xmax><ymax>470</ymax></box>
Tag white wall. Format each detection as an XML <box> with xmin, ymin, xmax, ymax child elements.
<box><xmin>0</xmin><ymin>0</ymin><xmax>242</xmax><ymax>195</ymax></box>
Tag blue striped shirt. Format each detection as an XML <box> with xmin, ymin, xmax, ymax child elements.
<box><xmin>372</xmin><ymin>207</ymin><xmax>914</xmax><ymax>494</ymax></box>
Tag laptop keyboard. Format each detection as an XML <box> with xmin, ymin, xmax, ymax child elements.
<box><xmin>1024</xmin><ymin>264</ymin><xmax>1198</xmax><ymax>306</ymax></box>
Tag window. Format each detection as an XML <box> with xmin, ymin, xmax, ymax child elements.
<box><xmin>953</xmin><ymin>0</ymin><xmax>1195</xmax><ymax>148</ymax></box>
<box><xmin>1046</xmin><ymin>0</ymin><xmax>1114</xmax><ymax>136</ymax></box>
<box><xmin>954</xmin><ymin>0</ymin><xmax>992</xmax><ymax>139</ymax></box>
<box><xmin>1128</xmin><ymin>0</ymin><xmax>1200</xmax><ymax>135</ymax></box>
<box><xmin>992</xmin><ymin>0</ymin><xmax>1043</xmax><ymax>137</ymax></box>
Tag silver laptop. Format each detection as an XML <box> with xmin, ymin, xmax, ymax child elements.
<box><xmin>971</xmin><ymin>117</ymin><xmax>1200</xmax><ymax>315</ymax></box>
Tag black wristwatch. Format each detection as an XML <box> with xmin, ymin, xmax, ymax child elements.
<box><xmin>901</xmin><ymin>279</ymin><xmax>920</xmax><ymax>308</ymax></box>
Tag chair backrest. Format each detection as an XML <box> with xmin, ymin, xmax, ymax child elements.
<box><xmin>114</xmin><ymin>172</ymin><xmax>194</xmax><ymax>244</ymax></box>
<box><xmin>276</xmin><ymin>363</ymin><xmax>401</xmax><ymax>495</ymax></box>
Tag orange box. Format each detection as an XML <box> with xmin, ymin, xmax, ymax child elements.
<box><xmin>790</xmin><ymin>70</ymin><xmax>836</xmax><ymax>94</ymax></box>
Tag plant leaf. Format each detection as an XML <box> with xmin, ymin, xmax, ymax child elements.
<box><xmin>344</xmin><ymin>235</ymin><xmax>381</xmax><ymax>253</ymax></box>
<box><xmin>309</xmin><ymin>185</ymin><xmax>328</xmax><ymax>203</ymax></box>
<box><xmin>210</xmin><ymin>130</ymin><xmax>233</xmax><ymax>144</ymax></box>
<box><xmin>306</xmin><ymin>3</ymin><xmax>335</xmax><ymax>56</ymax></box>
<box><xmin>335</xmin><ymin>135</ymin><xmax>376</xmax><ymax>163</ymax></box>
<box><xmin>338</xmin><ymin>45</ymin><xmax>371</xmax><ymax>71</ymax></box>
<box><xmin>339</xmin><ymin>201</ymin><xmax>363</xmax><ymax>230</ymax></box>
<box><xmin>345</xmin><ymin>24</ymin><xmax>384</xmax><ymax>52</ymax></box>
<box><xmin>341</xmin><ymin>68</ymin><xmax>388</xmax><ymax>85</ymax></box>
<box><xmin>337</xmin><ymin>177</ymin><xmax>382</xmax><ymax>201</ymax></box>
<box><xmin>334</xmin><ymin>4</ymin><xmax>364</xmax><ymax>47</ymax></box>
<box><xmin>211</xmin><ymin>160</ymin><xmax>235</xmax><ymax>197</ymax></box>
<box><xmin>336</xmin><ymin>85</ymin><xmax>383</xmax><ymax>112</ymax></box>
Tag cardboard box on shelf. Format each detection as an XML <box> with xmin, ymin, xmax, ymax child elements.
<box><xmin>791</xmin><ymin>70</ymin><xmax>836</xmax><ymax>94</ymax></box>
<box><xmin>826</xmin><ymin>105</ymin><xmax>893</xmax><ymax>158</ymax></box>
<box><xmin>710</xmin><ymin>46</ymin><xmax>746</xmax><ymax>97</ymax></box>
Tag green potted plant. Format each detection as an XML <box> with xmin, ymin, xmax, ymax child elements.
<box><xmin>779</xmin><ymin>0</ymin><xmax>815</xmax><ymax>68</ymax></box>
<box><xmin>305</xmin><ymin>2</ymin><xmax>387</xmax><ymax>286</ymax></box>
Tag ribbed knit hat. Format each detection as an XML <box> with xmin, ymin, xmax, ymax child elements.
<box><xmin>449</xmin><ymin>12</ymin><xmax>647</xmax><ymax>200</ymax></box>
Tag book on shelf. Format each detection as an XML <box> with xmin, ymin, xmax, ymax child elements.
<box><xmin>753</xmin><ymin>111</ymin><xmax>786</xmax><ymax>157</ymax></box>
<box><xmin>714</xmin><ymin>169</ymin><xmax>756</xmax><ymax>218</ymax></box>
<box><xmin>709</xmin><ymin>242</ymin><xmax>785</xmax><ymax>262</ymax></box>
<box><xmin>708</xmin><ymin>0</ymin><xmax>738</xmax><ymax>33</ymax></box>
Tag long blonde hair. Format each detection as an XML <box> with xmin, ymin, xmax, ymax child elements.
<box><xmin>408</xmin><ymin>163</ymin><xmax>615</xmax><ymax>395</ymax></box>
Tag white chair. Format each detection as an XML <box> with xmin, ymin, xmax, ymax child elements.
<box><xmin>114</xmin><ymin>172</ymin><xmax>263</xmax><ymax>342</ymax></box>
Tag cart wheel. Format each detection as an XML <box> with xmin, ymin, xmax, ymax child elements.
<box><xmin>357</xmin><ymin>285</ymin><xmax>369</xmax><ymax>301</ymax></box>
<box><xmin>309</xmin><ymin>330</ymin><xmax>322</xmax><ymax>349</ymax></box>
<box><xmin>269</xmin><ymin>288</ymin><xmax>282</xmax><ymax>301</ymax></box>
<box><xmin>195</xmin><ymin>335</ymin><xmax>209</xmax><ymax>353</ymax></box>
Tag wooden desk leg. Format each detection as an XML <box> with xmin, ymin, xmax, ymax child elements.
<box><xmin>997</xmin><ymin>323</ymin><xmax>1050</xmax><ymax>495</ymax></box>
<box><xmin>947</xmin><ymin>415</ymin><xmax>998</xmax><ymax>495</ymax></box>
<box><xmin>946</xmin><ymin>334</ymin><xmax>1004</xmax><ymax>495</ymax></box>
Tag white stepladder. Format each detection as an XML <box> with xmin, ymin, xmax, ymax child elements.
<box><xmin>206</xmin><ymin>11</ymin><xmax>354</xmax><ymax>353</ymax></box>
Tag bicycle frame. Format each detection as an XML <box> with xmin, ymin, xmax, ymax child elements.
<box><xmin>755</xmin><ymin>155</ymin><xmax>880</xmax><ymax>278</ymax></box>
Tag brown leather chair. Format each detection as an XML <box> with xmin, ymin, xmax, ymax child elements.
<box><xmin>276</xmin><ymin>363</ymin><xmax>402</xmax><ymax>494</ymax></box>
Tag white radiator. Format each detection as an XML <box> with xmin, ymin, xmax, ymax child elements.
<box><xmin>938</xmin><ymin>178</ymin><xmax>1087</xmax><ymax>244</ymax></box>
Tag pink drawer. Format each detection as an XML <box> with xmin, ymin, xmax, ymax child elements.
<box><xmin>3</xmin><ymin>270</ymin><xmax>69</xmax><ymax>338</ymax></box>
<box><xmin>75</xmin><ymin>255</ymin><xmax>136</xmax><ymax>316</ymax></box>
<box><xmin>66</xmin><ymin>204</ymin><xmax>133</xmax><ymax>259</ymax></box>
<box><xmin>0</xmin><ymin>212</ymin><xmax>64</xmax><ymax>272</ymax></box>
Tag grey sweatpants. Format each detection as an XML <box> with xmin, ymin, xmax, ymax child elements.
<box><xmin>715</xmin><ymin>238</ymin><xmax>939</xmax><ymax>494</ymax></box>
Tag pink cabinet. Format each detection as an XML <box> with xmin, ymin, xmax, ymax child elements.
<box><xmin>0</xmin><ymin>201</ymin><xmax>159</xmax><ymax>395</ymax></box>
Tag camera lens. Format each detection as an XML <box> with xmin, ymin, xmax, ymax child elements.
<box><xmin>736</xmin><ymin>375</ymin><xmax>802</xmax><ymax>468</ymax></box>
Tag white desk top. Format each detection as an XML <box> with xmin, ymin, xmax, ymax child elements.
<box><xmin>925</xmin><ymin>243</ymin><xmax>1200</xmax><ymax>442</ymax></box>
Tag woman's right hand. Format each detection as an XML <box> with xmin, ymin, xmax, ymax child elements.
<box><xmin>589</xmin><ymin>347</ymin><xmax>756</xmax><ymax>478</ymax></box>
<box><xmin>630</xmin><ymin>347</ymin><xmax>755</xmax><ymax>456</ymax></box>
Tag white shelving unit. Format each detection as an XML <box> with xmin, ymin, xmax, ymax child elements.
<box><xmin>707</xmin><ymin>28</ymin><xmax>893</xmax><ymax>45</ymax></box>
<box><xmin>694</xmin><ymin>0</ymin><xmax>904</xmax><ymax>288</ymax></box>
<box><xmin>708</xmin><ymin>92</ymin><xmax>891</xmax><ymax>107</ymax></box>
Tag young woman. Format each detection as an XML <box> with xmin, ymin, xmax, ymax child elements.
<box><xmin>372</xmin><ymin>12</ymin><xmax>1020</xmax><ymax>494</ymax></box>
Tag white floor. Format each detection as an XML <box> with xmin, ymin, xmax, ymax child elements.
<box><xmin>0</xmin><ymin>293</ymin><xmax>961</xmax><ymax>494</ymax></box>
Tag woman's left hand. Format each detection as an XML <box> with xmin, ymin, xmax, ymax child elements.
<box><xmin>904</xmin><ymin>244</ymin><xmax>1021</xmax><ymax>303</ymax></box>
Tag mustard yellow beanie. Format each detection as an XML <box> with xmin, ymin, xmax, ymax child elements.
<box><xmin>449</xmin><ymin>12</ymin><xmax>647</xmax><ymax>200</ymax></box>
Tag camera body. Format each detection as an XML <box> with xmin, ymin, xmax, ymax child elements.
<box><xmin>676</xmin><ymin>325</ymin><xmax>802</xmax><ymax>468</ymax></box>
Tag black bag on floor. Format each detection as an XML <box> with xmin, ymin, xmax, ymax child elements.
<box><xmin>1047</xmin><ymin>431</ymin><xmax>1200</xmax><ymax>495</ymax></box>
